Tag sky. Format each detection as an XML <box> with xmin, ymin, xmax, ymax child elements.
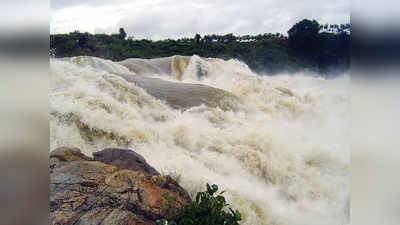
<box><xmin>50</xmin><ymin>0</ymin><xmax>350</xmax><ymax>40</ymax></box>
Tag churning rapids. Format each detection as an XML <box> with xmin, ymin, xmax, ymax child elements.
<box><xmin>50</xmin><ymin>55</ymin><xmax>349</xmax><ymax>225</ymax></box>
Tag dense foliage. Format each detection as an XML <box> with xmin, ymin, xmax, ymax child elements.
<box><xmin>50</xmin><ymin>19</ymin><xmax>350</xmax><ymax>75</ymax></box>
<box><xmin>164</xmin><ymin>184</ymin><xmax>241</xmax><ymax>225</ymax></box>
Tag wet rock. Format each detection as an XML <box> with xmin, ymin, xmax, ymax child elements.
<box><xmin>116</xmin><ymin>73</ymin><xmax>240</xmax><ymax>111</ymax></box>
<box><xmin>93</xmin><ymin>148</ymin><xmax>160</xmax><ymax>175</ymax></box>
<box><xmin>50</xmin><ymin>147</ymin><xmax>191</xmax><ymax>225</ymax></box>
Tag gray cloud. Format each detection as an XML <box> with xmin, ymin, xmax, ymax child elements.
<box><xmin>52</xmin><ymin>0</ymin><xmax>350</xmax><ymax>39</ymax></box>
<box><xmin>50</xmin><ymin>0</ymin><xmax>130</xmax><ymax>10</ymax></box>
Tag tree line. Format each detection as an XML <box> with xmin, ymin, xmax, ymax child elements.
<box><xmin>50</xmin><ymin>19</ymin><xmax>350</xmax><ymax>75</ymax></box>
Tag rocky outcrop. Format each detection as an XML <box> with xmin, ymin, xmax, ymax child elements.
<box><xmin>50</xmin><ymin>147</ymin><xmax>191</xmax><ymax>225</ymax></box>
<box><xmin>115</xmin><ymin>73</ymin><xmax>240</xmax><ymax>110</ymax></box>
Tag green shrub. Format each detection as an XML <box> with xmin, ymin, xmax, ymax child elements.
<box><xmin>166</xmin><ymin>183</ymin><xmax>242</xmax><ymax>225</ymax></box>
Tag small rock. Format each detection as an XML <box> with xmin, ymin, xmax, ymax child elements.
<box><xmin>93</xmin><ymin>148</ymin><xmax>160</xmax><ymax>175</ymax></box>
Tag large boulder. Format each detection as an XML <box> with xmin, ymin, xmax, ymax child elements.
<box><xmin>50</xmin><ymin>147</ymin><xmax>191</xmax><ymax>225</ymax></box>
<box><xmin>115</xmin><ymin>73</ymin><xmax>240</xmax><ymax>111</ymax></box>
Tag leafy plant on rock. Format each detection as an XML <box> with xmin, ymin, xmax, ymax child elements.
<box><xmin>166</xmin><ymin>183</ymin><xmax>242</xmax><ymax>225</ymax></box>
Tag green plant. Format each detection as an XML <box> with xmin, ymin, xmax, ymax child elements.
<box><xmin>167</xmin><ymin>183</ymin><xmax>242</xmax><ymax>225</ymax></box>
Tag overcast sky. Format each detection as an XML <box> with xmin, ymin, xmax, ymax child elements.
<box><xmin>50</xmin><ymin>0</ymin><xmax>350</xmax><ymax>39</ymax></box>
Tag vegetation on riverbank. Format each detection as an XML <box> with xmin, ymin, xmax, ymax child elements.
<box><xmin>50</xmin><ymin>19</ymin><xmax>350</xmax><ymax>75</ymax></box>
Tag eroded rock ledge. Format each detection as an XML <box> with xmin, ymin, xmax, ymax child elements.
<box><xmin>50</xmin><ymin>147</ymin><xmax>191</xmax><ymax>225</ymax></box>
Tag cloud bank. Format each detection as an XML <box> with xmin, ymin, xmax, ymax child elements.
<box><xmin>51</xmin><ymin>0</ymin><xmax>350</xmax><ymax>39</ymax></box>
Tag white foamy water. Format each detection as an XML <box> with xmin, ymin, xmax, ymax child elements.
<box><xmin>50</xmin><ymin>55</ymin><xmax>349</xmax><ymax>225</ymax></box>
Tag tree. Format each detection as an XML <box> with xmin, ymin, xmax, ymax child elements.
<box><xmin>119</xmin><ymin>28</ymin><xmax>127</xmax><ymax>40</ymax></box>
<box><xmin>287</xmin><ymin>19</ymin><xmax>321</xmax><ymax>56</ymax></box>
<box><xmin>194</xmin><ymin>33</ymin><xmax>201</xmax><ymax>44</ymax></box>
<box><xmin>223</xmin><ymin>33</ymin><xmax>236</xmax><ymax>43</ymax></box>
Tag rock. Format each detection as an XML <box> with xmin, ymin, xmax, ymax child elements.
<box><xmin>93</xmin><ymin>148</ymin><xmax>160</xmax><ymax>176</ymax></box>
<box><xmin>50</xmin><ymin>147</ymin><xmax>191</xmax><ymax>225</ymax></box>
<box><xmin>50</xmin><ymin>146</ymin><xmax>92</xmax><ymax>163</ymax></box>
<box><xmin>115</xmin><ymin>73</ymin><xmax>240</xmax><ymax>111</ymax></box>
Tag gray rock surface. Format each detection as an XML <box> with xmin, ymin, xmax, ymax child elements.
<box><xmin>116</xmin><ymin>73</ymin><xmax>240</xmax><ymax>110</ymax></box>
<box><xmin>93</xmin><ymin>148</ymin><xmax>160</xmax><ymax>176</ymax></box>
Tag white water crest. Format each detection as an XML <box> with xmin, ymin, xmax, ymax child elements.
<box><xmin>50</xmin><ymin>55</ymin><xmax>349</xmax><ymax>225</ymax></box>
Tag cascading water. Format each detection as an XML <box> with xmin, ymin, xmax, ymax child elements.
<box><xmin>50</xmin><ymin>55</ymin><xmax>349</xmax><ymax>225</ymax></box>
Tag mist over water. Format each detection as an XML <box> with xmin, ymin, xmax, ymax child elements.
<box><xmin>50</xmin><ymin>55</ymin><xmax>349</xmax><ymax>225</ymax></box>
